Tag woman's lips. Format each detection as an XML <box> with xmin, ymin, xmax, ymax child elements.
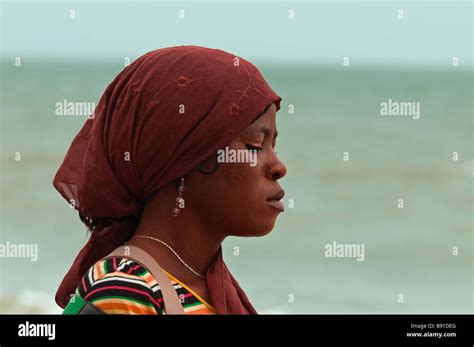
<box><xmin>266</xmin><ymin>189</ymin><xmax>285</xmax><ymax>212</ymax></box>
<box><xmin>266</xmin><ymin>199</ymin><xmax>285</xmax><ymax>212</ymax></box>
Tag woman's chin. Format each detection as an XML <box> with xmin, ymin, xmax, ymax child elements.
<box><xmin>237</xmin><ymin>220</ymin><xmax>277</xmax><ymax>237</ymax></box>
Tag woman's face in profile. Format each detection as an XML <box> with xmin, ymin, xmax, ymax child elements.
<box><xmin>186</xmin><ymin>103</ymin><xmax>287</xmax><ymax>237</ymax></box>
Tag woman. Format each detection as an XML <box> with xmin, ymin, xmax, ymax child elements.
<box><xmin>54</xmin><ymin>45</ymin><xmax>287</xmax><ymax>315</ymax></box>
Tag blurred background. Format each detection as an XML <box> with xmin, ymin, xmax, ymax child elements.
<box><xmin>0</xmin><ymin>0</ymin><xmax>472</xmax><ymax>313</ymax></box>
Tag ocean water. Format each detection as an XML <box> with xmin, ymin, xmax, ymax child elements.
<box><xmin>0</xmin><ymin>61</ymin><xmax>472</xmax><ymax>313</ymax></box>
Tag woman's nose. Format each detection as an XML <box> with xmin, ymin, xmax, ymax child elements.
<box><xmin>268</xmin><ymin>153</ymin><xmax>287</xmax><ymax>181</ymax></box>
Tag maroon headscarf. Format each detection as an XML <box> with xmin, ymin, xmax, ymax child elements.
<box><xmin>53</xmin><ymin>45</ymin><xmax>281</xmax><ymax>314</ymax></box>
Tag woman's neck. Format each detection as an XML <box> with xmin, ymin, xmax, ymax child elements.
<box><xmin>127</xmin><ymin>191</ymin><xmax>226</xmax><ymax>286</ymax></box>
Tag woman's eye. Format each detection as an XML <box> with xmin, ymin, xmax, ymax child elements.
<box><xmin>245</xmin><ymin>144</ymin><xmax>263</xmax><ymax>152</ymax></box>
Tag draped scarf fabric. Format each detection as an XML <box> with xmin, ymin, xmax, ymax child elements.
<box><xmin>53</xmin><ymin>45</ymin><xmax>281</xmax><ymax>314</ymax></box>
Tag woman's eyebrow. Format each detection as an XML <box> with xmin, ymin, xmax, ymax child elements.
<box><xmin>247</xmin><ymin>126</ymin><xmax>278</xmax><ymax>140</ymax></box>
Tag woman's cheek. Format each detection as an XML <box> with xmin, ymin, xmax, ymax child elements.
<box><xmin>220</xmin><ymin>162</ymin><xmax>253</xmax><ymax>182</ymax></box>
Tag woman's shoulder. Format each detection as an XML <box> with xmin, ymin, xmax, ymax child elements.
<box><xmin>87</xmin><ymin>256</ymin><xmax>162</xmax><ymax>290</ymax></box>
<box><xmin>70</xmin><ymin>256</ymin><xmax>165</xmax><ymax>314</ymax></box>
<box><xmin>63</xmin><ymin>255</ymin><xmax>216</xmax><ymax>315</ymax></box>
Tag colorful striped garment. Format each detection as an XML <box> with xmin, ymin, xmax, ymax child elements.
<box><xmin>62</xmin><ymin>256</ymin><xmax>216</xmax><ymax>315</ymax></box>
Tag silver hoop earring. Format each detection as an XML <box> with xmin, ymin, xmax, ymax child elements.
<box><xmin>197</xmin><ymin>160</ymin><xmax>220</xmax><ymax>175</ymax></box>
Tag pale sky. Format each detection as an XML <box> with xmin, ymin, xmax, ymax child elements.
<box><xmin>1</xmin><ymin>1</ymin><xmax>472</xmax><ymax>66</ymax></box>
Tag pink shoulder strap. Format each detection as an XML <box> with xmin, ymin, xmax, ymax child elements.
<box><xmin>106</xmin><ymin>245</ymin><xmax>185</xmax><ymax>314</ymax></box>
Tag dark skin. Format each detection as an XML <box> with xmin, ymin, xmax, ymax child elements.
<box><xmin>127</xmin><ymin>103</ymin><xmax>287</xmax><ymax>305</ymax></box>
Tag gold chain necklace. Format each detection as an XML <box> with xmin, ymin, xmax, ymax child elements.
<box><xmin>132</xmin><ymin>235</ymin><xmax>206</xmax><ymax>279</ymax></box>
